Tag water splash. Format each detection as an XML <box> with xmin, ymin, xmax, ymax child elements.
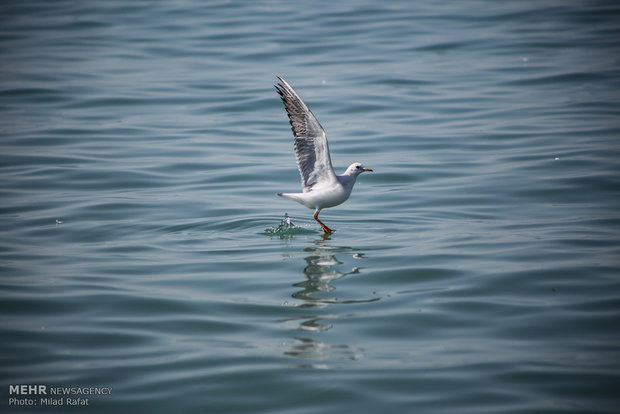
<box><xmin>265</xmin><ymin>213</ymin><xmax>315</xmax><ymax>236</ymax></box>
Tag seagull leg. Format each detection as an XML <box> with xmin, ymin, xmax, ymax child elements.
<box><xmin>313</xmin><ymin>210</ymin><xmax>334</xmax><ymax>234</ymax></box>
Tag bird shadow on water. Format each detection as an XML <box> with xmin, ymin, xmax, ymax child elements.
<box><xmin>271</xmin><ymin>223</ymin><xmax>380</xmax><ymax>367</ymax></box>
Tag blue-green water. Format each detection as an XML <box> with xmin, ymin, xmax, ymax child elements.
<box><xmin>2</xmin><ymin>1</ymin><xmax>620</xmax><ymax>413</ymax></box>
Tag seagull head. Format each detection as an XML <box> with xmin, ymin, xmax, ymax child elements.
<box><xmin>346</xmin><ymin>162</ymin><xmax>373</xmax><ymax>176</ymax></box>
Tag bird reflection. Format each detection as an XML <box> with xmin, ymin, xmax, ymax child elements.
<box><xmin>291</xmin><ymin>240</ymin><xmax>369</xmax><ymax>305</ymax></box>
<box><xmin>279</xmin><ymin>238</ymin><xmax>379</xmax><ymax>367</ymax></box>
<box><xmin>284</xmin><ymin>337</ymin><xmax>364</xmax><ymax>367</ymax></box>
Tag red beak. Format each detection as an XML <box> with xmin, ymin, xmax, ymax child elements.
<box><xmin>363</xmin><ymin>168</ymin><xmax>373</xmax><ymax>172</ymax></box>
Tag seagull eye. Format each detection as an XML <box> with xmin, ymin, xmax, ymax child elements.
<box><xmin>356</xmin><ymin>165</ymin><xmax>360</xmax><ymax>169</ymax></box>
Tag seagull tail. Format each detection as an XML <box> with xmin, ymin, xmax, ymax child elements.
<box><xmin>276</xmin><ymin>192</ymin><xmax>306</xmax><ymax>206</ymax></box>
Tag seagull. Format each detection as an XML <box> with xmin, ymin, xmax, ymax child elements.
<box><xmin>274</xmin><ymin>76</ymin><xmax>373</xmax><ymax>234</ymax></box>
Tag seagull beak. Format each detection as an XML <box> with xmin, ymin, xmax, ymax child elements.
<box><xmin>363</xmin><ymin>168</ymin><xmax>373</xmax><ymax>172</ymax></box>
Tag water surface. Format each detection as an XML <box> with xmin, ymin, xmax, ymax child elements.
<box><xmin>1</xmin><ymin>1</ymin><xmax>620</xmax><ymax>413</ymax></box>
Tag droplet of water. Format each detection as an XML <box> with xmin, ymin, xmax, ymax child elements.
<box><xmin>265</xmin><ymin>213</ymin><xmax>295</xmax><ymax>235</ymax></box>
<box><xmin>264</xmin><ymin>213</ymin><xmax>316</xmax><ymax>236</ymax></box>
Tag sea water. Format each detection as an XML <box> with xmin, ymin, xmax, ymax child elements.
<box><xmin>1</xmin><ymin>1</ymin><xmax>619</xmax><ymax>413</ymax></box>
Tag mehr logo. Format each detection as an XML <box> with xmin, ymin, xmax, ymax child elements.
<box><xmin>9</xmin><ymin>385</ymin><xmax>47</xmax><ymax>394</ymax></box>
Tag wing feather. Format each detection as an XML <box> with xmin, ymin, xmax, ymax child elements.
<box><xmin>275</xmin><ymin>76</ymin><xmax>337</xmax><ymax>192</ymax></box>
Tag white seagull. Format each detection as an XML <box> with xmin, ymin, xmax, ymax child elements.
<box><xmin>275</xmin><ymin>76</ymin><xmax>373</xmax><ymax>234</ymax></box>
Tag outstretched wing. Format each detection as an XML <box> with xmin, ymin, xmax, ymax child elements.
<box><xmin>275</xmin><ymin>76</ymin><xmax>338</xmax><ymax>192</ymax></box>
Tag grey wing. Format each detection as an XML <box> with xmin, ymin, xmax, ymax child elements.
<box><xmin>275</xmin><ymin>76</ymin><xmax>338</xmax><ymax>192</ymax></box>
